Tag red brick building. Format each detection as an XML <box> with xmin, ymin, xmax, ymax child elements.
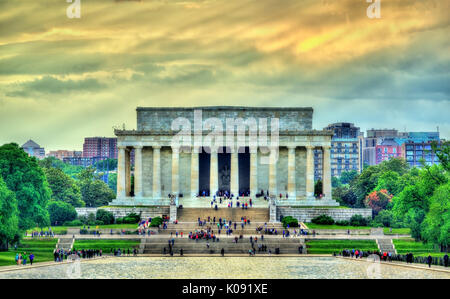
<box><xmin>375</xmin><ymin>138</ymin><xmax>402</xmax><ymax>164</ymax></box>
<box><xmin>83</xmin><ymin>137</ymin><xmax>118</xmax><ymax>159</ymax></box>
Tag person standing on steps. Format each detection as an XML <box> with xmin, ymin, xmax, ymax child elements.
<box><xmin>221</xmin><ymin>248</ymin><xmax>224</xmax><ymax>256</ymax></box>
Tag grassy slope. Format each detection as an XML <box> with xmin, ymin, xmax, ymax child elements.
<box><xmin>304</xmin><ymin>223</ymin><xmax>371</xmax><ymax>230</ymax></box>
<box><xmin>0</xmin><ymin>238</ymin><xmax>57</xmax><ymax>267</ymax></box>
<box><xmin>393</xmin><ymin>238</ymin><xmax>445</xmax><ymax>257</ymax></box>
<box><xmin>73</xmin><ymin>239</ymin><xmax>140</xmax><ymax>254</ymax></box>
<box><xmin>306</xmin><ymin>239</ymin><xmax>378</xmax><ymax>254</ymax></box>
<box><xmin>27</xmin><ymin>224</ymin><xmax>139</xmax><ymax>234</ymax></box>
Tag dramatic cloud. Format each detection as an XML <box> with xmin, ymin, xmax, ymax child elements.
<box><xmin>0</xmin><ymin>0</ymin><xmax>448</xmax><ymax>151</ymax></box>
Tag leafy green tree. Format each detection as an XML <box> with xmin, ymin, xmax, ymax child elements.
<box><xmin>339</xmin><ymin>170</ymin><xmax>358</xmax><ymax>185</ymax></box>
<box><xmin>47</xmin><ymin>201</ymin><xmax>77</xmax><ymax>226</ymax></box>
<box><xmin>107</xmin><ymin>173</ymin><xmax>117</xmax><ymax>192</ymax></box>
<box><xmin>78</xmin><ymin>168</ymin><xmax>115</xmax><ymax>207</ymax></box>
<box><xmin>431</xmin><ymin>140</ymin><xmax>449</xmax><ymax>172</ymax></box>
<box><xmin>96</xmin><ymin>209</ymin><xmax>115</xmax><ymax>225</ymax></box>
<box><xmin>0</xmin><ymin>143</ymin><xmax>50</xmax><ymax>230</ymax></box>
<box><xmin>332</xmin><ymin>176</ymin><xmax>341</xmax><ymax>188</ymax></box>
<box><xmin>39</xmin><ymin>157</ymin><xmax>84</xmax><ymax>178</ymax></box>
<box><xmin>374</xmin><ymin>171</ymin><xmax>402</xmax><ymax>196</ymax></box>
<box><xmin>44</xmin><ymin>167</ymin><xmax>84</xmax><ymax>207</ymax></box>
<box><xmin>0</xmin><ymin>177</ymin><xmax>19</xmax><ymax>250</ymax></box>
<box><xmin>314</xmin><ymin>180</ymin><xmax>322</xmax><ymax>197</ymax></box>
<box><xmin>94</xmin><ymin>159</ymin><xmax>117</xmax><ymax>171</ymax></box>
<box><xmin>421</xmin><ymin>183</ymin><xmax>450</xmax><ymax>247</ymax></box>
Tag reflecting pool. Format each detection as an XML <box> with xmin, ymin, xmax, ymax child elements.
<box><xmin>1</xmin><ymin>257</ymin><xmax>448</xmax><ymax>279</ymax></box>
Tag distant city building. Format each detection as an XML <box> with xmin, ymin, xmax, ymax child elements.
<box><xmin>363</xmin><ymin>129</ymin><xmax>405</xmax><ymax>166</ymax></box>
<box><xmin>83</xmin><ymin>137</ymin><xmax>118</xmax><ymax>159</ymax></box>
<box><xmin>315</xmin><ymin>123</ymin><xmax>362</xmax><ymax>179</ymax></box>
<box><xmin>21</xmin><ymin>139</ymin><xmax>45</xmax><ymax>159</ymax></box>
<box><xmin>47</xmin><ymin>150</ymin><xmax>82</xmax><ymax>160</ymax></box>
<box><xmin>363</xmin><ymin>129</ymin><xmax>440</xmax><ymax>167</ymax></box>
<box><xmin>401</xmin><ymin>132</ymin><xmax>441</xmax><ymax>168</ymax></box>
<box><xmin>375</xmin><ymin>138</ymin><xmax>402</xmax><ymax>164</ymax></box>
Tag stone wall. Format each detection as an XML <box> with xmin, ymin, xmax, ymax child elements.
<box><xmin>277</xmin><ymin>207</ymin><xmax>372</xmax><ymax>222</ymax></box>
<box><xmin>137</xmin><ymin>107</ymin><xmax>313</xmax><ymax>132</ymax></box>
<box><xmin>75</xmin><ymin>207</ymin><xmax>170</xmax><ymax>219</ymax></box>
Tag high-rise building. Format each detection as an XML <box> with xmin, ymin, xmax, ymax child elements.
<box><xmin>315</xmin><ymin>123</ymin><xmax>362</xmax><ymax>179</ymax></box>
<box><xmin>21</xmin><ymin>139</ymin><xmax>45</xmax><ymax>159</ymax></box>
<box><xmin>83</xmin><ymin>137</ymin><xmax>118</xmax><ymax>159</ymax></box>
<box><xmin>401</xmin><ymin>132</ymin><xmax>441</xmax><ymax>168</ymax></box>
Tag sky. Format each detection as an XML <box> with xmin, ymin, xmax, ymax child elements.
<box><xmin>0</xmin><ymin>0</ymin><xmax>449</xmax><ymax>151</ymax></box>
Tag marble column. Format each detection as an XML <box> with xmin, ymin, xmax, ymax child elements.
<box><xmin>209</xmin><ymin>148</ymin><xmax>218</xmax><ymax>196</ymax></box>
<box><xmin>269</xmin><ymin>148</ymin><xmax>277</xmax><ymax>196</ymax></box>
<box><xmin>322</xmin><ymin>145</ymin><xmax>332</xmax><ymax>200</ymax></box>
<box><xmin>230</xmin><ymin>148</ymin><xmax>239</xmax><ymax>196</ymax></box>
<box><xmin>287</xmin><ymin>146</ymin><xmax>296</xmax><ymax>199</ymax></box>
<box><xmin>171</xmin><ymin>146</ymin><xmax>179</xmax><ymax>196</ymax></box>
<box><xmin>152</xmin><ymin>146</ymin><xmax>161</xmax><ymax>198</ymax></box>
<box><xmin>191</xmin><ymin>147</ymin><xmax>199</xmax><ymax>197</ymax></box>
<box><xmin>306</xmin><ymin>145</ymin><xmax>315</xmax><ymax>200</ymax></box>
<box><xmin>117</xmin><ymin>146</ymin><xmax>126</xmax><ymax>198</ymax></box>
<box><xmin>249</xmin><ymin>147</ymin><xmax>258</xmax><ymax>199</ymax></box>
<box><xmin>134</xmin><ymin>145</ymin><xmax>143</xmax><ymax>198</ymax></box>
<box><xmin>125</xmin><ymin>148</ymin><xmax>131</xmax><ymax>196</ymax></box>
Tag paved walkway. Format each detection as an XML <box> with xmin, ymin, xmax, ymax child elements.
<box><xmin>336</xmin><ymin>256</ymin><xmax>450</xmax><ymax>274</ymax></box>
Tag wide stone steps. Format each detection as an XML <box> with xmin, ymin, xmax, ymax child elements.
<box><xmin>177</xmin><ymin>208</ymin><xmax>270</xmax><ymax>222</ymax></box>
<box><xmin>377</xmin><ymin>239</ymin><xmax>396</xmax><ymax>254</ymax></box>
<box><xmin>56</xmin><ymin>238</ymin><xmax>73</xmax><ymax>251</ymax></box>
<box><xmin>141</xmin><ymin>239</ymin><xmax>306</xmax><ymax>254</ymax></box>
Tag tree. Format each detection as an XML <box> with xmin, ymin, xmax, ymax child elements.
<box><xmin>107</xmin><ymin>173</ymin><xmax>117</xmax><ymax>192</ymax></box>
<box><xmin>0</xmin><ymin>143</ymin><xmax>50</xmax><ymax>230</ymax></box>
<box><xmin>83</xmin><ymin>180</ymin><xmax>115</xmax><ymax>207</ymax></box>
<box><xmin>314</xmin><ymin>180</ymin><xmax>322</xmax><ymax>197</ymax></box>
<box><xmin>44</xmin><ymin>167</ymin><xmax>84</xmax><ymax>207</ymax></box>
<box><xmin>38</xmin><ymin>157</ymin><xmax>84</xmax><ymax>178</ymax></box>
<box><xmin>339</xmin><ymin>170</ymin><xmax>358</xmax><ymax>185</ymax></box>
<box><xmin>431</xmin><ymin>140</ymin><xmax>449</xmax><ymax>172</ymax></box>
<box><xmin>96</xmin><ymin>209</ymin><xmax>115</xmax><ymax>225</ymax></box>
<box><xmin>47</xmin><ymin>201</ymin><xmax>77</xmax><ymax>226</ymax></box>
<box><xmin>364</xmin><ymin>189</ymin><xmax>392</xmax><ymax>215</ymax></box>
<box><xmin>0</xmin><ymin>177</ymin><xmax>19</xmax><ymax>250</ymax></box>
<box><xmin>421</xmin><ymin>183</ymin><xmax>450</xmax><ymax>248</ymax></box>
<box><xmin>375</xmin><ymin>171</ymin><xmax>402</xmax><ymax>196</ymax></box>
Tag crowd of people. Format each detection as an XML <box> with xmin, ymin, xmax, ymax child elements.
<box><xmin>28</xmin><ymin>229</ymin><xmax>55</xmax><ymax>238</ymax></box>
<box><xmin>337</xmin><ymin>249</ymin><xmax>449</xmax><ymax>268</ymax></box>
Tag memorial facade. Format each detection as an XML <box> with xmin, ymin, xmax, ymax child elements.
<box><xmin>111</xmin><ymin>107</ymin><xmax>338</xmax><ymax>207</ymax></box>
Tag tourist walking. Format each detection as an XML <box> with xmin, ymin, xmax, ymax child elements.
<box><xmin>427</xmin><ymin>255</ymin><xmax>433</xmax><ymax>268</ymax></box>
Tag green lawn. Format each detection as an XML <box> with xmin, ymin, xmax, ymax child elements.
<box><xmin>288</xmin><ymin>206</ymin><xmax>350</xmax><ymax>209</ymax></box>
<box><xmin>0</xmin><ymin>238</ymin><xmax>57</xmax><ymax>267</ymax></box>
<box><xmin>305</xmin><ymin>223</ymin><xmax>371</xmax><ymax>230</ymax></box>
<box><xmin>73</xmin><ymin>239</ymin><xmax>140</xmax><ymax>254</ymax></box>
<box><xmin>306</xmin><ymin>239</ymin><xmax>378</xmax><ymax>254</ymax></box>
<box><xmin>383</xmin><ymin>227</ymin><xmax>411</xmax><ymax>235</ymax></box>
<box><xmin>27</xmin><ymin>224</ymin><xmax>139</xmax><ymax>234</ymax></box>
<box><xmin>393</xmin><ymin>238</ymin><xmax>445</xmax><ymax>257</ymax></box>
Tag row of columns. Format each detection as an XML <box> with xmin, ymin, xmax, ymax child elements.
<box><xmin>117</xmin><ymin>145</ymin><xmax>332</xmax><ymax>200</ymax></box>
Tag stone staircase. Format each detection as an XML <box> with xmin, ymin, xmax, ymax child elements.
<box><xmin>376</xmin><ymin>238</ymin><xmax>396</xmax><ymax>254</ymax></box>
<box><xmin>140</xmin><ymin>236</ymin><xmax>306</xmax><ymax>255</ymax></box>
<box><xmin>177</xmin><ymin>207</ymin><xmax>270</xmax><ymax>222</ymax></box>
<box><xmin>56</xmin><ymin>237</ymin><xmax>74</xmax><ymax>251</ymax></box>
<box><xmin>161</xmin><ymin>222</ymin><xmax>284</xmax><ymax>235</ymax></box>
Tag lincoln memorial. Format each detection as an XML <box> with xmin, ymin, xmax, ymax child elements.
<box><xmin>110</xmin><ymin>106</ymin><xmax>338</xmax><ymax>207</ymax></box>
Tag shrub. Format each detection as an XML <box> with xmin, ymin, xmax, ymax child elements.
<box><xmin>349</xmin><ymin>214</ymin><xmax>369</xmax><ymax>226</ymax></box>
<box><xmin>281</xmin><ymin>216</ymin><xmax>299</xmax><ymax>228</ymax></box>
<box><xmin>150</xmin><ymin>216</ymin><xmax>163</xmax><ymax>227</ymax></box>
<box><xmin>63</xmin><ymin>219</ymin><xmax>83</xmax><ymax>226</ymax></box>
<box><xmin>335</xmin><ymin>220</ymin><xmax>350</xmax><ymax>226</ymax></box>
<box><xmin>47</xmin><ymin>201</ymin><xmax>77</xmax><ymax>226</ymax></box>
<box><xmin>96</xmin><ymin>209</ymin><xmax>115</xmax><ymax>225</ymax></box>
<box><xmin>116</xmin><ymin>217</ymin><xmax>123</xmax><ymax>224</ymax></box>
<box><xmin>311</xmin><ymin>214</ymin><xmax>335</xmax><ymax>225</ymax></box>
<box><xmin>373</xmin><ymin>209</ymin><xmax>394</xmax><ymax>227</ymax></box>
